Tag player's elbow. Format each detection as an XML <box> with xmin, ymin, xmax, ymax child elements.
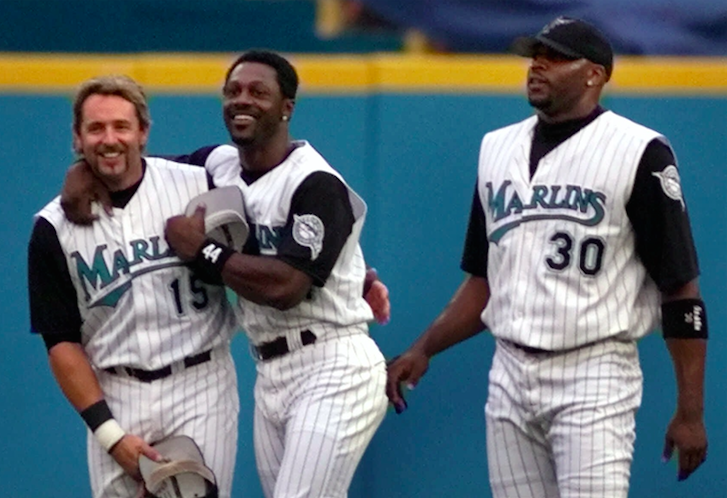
<box><xmin>269</xmin><ymin>298</ymin><xmax>297</xmax><ymax>311</ymax></box>
<box><xmin>265</xmin><ymin>273</ymin><xmax>313</xmax><ymax>310</ymax></box>
<box><xmin>266</xmin><ymin>286</ymin><xmax>308</xmax><ymax>310</ymax></box>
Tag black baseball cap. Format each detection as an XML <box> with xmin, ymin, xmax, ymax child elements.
<box><xmin>511</xmin><ymin>16</ymin><xmax>613</xmax><ymax>77</ymax></box>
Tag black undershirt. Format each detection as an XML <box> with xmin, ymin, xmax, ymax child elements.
<box><xmin>461</xmin><ymin>110</ymin><xmax>699</xmax><ymax>293</ymax></box>
<box><xmin>29</xmin><ymin>163</ymin><xmax>161</xmax><ymax>350</ymax></box>
<box><xmin>28</xmin><ymin>147</ymin><xmax>355</xmax><ymax>349</ymax></box>
<box><xmin>529</xmin><ymin>106</ymin><xmax>606</xmax><ymax>178</ymax></box>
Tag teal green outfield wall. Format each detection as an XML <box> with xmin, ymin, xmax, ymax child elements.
<box><xmin>2</xmin><ymin>93</ymin><xmax>725</xmax><ymax>497</ymax></box>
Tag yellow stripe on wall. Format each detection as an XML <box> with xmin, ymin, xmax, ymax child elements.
<box><xmin>0</xmin><ymin>53</ymin><xmax>233</xmax><ymax>93</ymax></box>
<box><xmin>0</xmin><ymin>53</ymin><xmax>726</xmax><ymax>94</ymax></box>
<box><xmin>610</xmin><ymin>57</ymin><xmax>727</xmax><ymax>94</ymax></box>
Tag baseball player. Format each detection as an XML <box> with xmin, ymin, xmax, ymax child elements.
<box><xmin>386</xmin><ymin>17</ymin><xmax>708</xmax><ymax>498</ymax></box>
<box><xmin>27</xmin><ymin>75</ymin><xmax>240</xmax><ymax>498</ymax></box>
<box><xmin>164</xmin><ymin>50</ymin><xmax>389</xmax><ymax>498</ymax></box>
<box><xmin>58</xmin><ymin>51</ymin><xmax>390</xmax><ymax>498</ymax></box>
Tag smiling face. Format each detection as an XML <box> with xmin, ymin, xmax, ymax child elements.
<box><xmin>222</xmin><ymin>62</ymin><xmax>293</xmax><ymax>148</ymax></box>
<box><xmin>73</xmin><ymin>94</ymin><xmax>148</xmax><ymax>190</ymax></box>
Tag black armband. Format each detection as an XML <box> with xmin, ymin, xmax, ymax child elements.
<box><xmin>661</xmin><ymin>298</ymin><xmax>708</xmax><ymax>339</ymax></box>
<box><xmin>80</xmin><ymin>399</ymin><xmax>114</xmax><ymax>431</ymax></box>
<box><xmin>80</xmin><ymin>400</ymin><xmax>126</xmax><ymax>452</ymax></box>
<box><xmin>191</xmin><ymin>238</ymin><xmax>235</xmax><ymax>284</ymax></box>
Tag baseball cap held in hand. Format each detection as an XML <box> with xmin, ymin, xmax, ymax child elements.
<box><xmin>139</xmin><ymin>435</ymin><xmax>218</xmax><ymax>498</ymax></box>
<box><xmin>184</xmin><ymin>186</ymin><xmax>249</xmax><ymax>252</ymax></box>
<box><xmin>511</xmin><ymin>16</ymin><xmax>614</xmax><ymax>78</ymax></box>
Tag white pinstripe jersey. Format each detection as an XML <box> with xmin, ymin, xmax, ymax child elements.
<box><xmin>35</xmin><ymin>158</ymin><xmax>237</xmax><ymax>370</ymax></box>
<box><xmin>479</xmin><ymin>111</ymin><xmax>662</xmax><ymax>350</ymax></box>
<box><xmin>204</xmin><ymin>142</ymin><xmax>374</xmax><ymax>345</ymax></box>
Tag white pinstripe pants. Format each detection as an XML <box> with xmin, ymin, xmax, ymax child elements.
<box><xmin>253</xmin><ymin>333</ymin><xmax>387</xmax><ymax>498</ymax></box>
<box><xmin>88</xmin><ymin>348</ymin><xmax>239</xmax><ymax>498</ymax></box>
<box><xmin>485</xmin><ymin>338</ymin><xmax>642</xmax><ymax>498</ymax></box>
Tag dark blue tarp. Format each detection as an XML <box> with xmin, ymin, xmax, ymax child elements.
<box><xmin>0</xmin><ymin>0</ymin><xmax>402</xmax><ymax>53</ymax></box>
<box><xmin>361</xmin><ymin>0</ymin><xmax>727</xmax><ymax>55</ymax></box>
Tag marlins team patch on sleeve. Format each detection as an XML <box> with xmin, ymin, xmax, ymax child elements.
<box><xmin>652</xmin><ymin>165</ymin><xmax>685</xmax><ymax>210</ymax></box>
<box><xmin>293</xmin><ymin>214</ymin><xmax>324</xmax><ymax>260</ymax></box>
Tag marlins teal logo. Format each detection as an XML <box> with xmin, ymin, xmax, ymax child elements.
<box><xmin>71</xmin><ymin>236</ymin><xmax>179</xmax><ymax>308</ymax></box>
<box><xmin>487</xmin><ymin>181</ymin><xmax>607</xmax><ymax>242</ymax></box>
<box><xmin>255</xmin><ymin>224</ymin><xmax>284</xmax><ymax>255</ymax></box>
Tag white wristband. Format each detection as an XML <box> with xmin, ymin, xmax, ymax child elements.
<box><xmin>94</xmin><ymin>419</ymin><xmax>126</xmax><ymax>452</ymax></box>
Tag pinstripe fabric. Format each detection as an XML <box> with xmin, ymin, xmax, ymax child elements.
<box><xmin>486</xmin><ymin>339</ymin><xmax>640</xmax><ymax>498</ymax></box>
<box><xmin>89</xmin><ymin>350</ymin><xmax>239</xmax><ymax>498</ymax></box>
<box><xmin>37</xmin><ymin>159</ymin><xmax>239</xmax><ymax>498</ymax></box>
<box><xmin>479</xmin><ymin>111</ymin><xmax>662</xmax><ymax>351</ymax></box>
<box><xmin>254</xmin><ymin>334</ymin><xmax>387</xmax><ymax>498</ymax></box>
<box><xmin>205</xmin><ymin>142</ymin><xmax>387</xmax><ymax>497</ymax></box>
<box><xmin>205</xmin><ymin>142</ymin><xmax>374</xmax><ymax>346</ymax></box>
<box><xmin>476</xmin><ymin>111</ymin><xmax>665</xmax><ymax>497</ymax></box>
<box><xmin>37</xmin><ymin>159</ymin><xmax>236</xmax><ymax>369</ymax></box>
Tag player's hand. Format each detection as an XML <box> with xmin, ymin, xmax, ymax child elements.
<box><xmin>165</xmin><ymin>204</ymin><xmax>207</xmax><ymax>261</ymax></box>
<box><xmin>109</xmin><ymin>434</ymin><xmax>163</xmax><ymax>481</ymax></box>
<box><xmin>385</xmin><ymin>349</ymin><xmax>429</xmax><ymax>414</ymax></box>
<box><xmin>365</xmin><ymin>280</ymin><xmax>390</xmax><ymax>325</ymax></box>
<box><xmin>134</xmin><ymin>482</ymin><xmax>156</xmax><ymax>498</ymax></box>
<box><xmin>60</xmin><ymin>160</ymin><xmax>113</xmax><ymax>225</ymax></box>
<box><xmin>662</xmin><ymin>413</ymin><xmax>707</xmax><ymax>481</ymax></box>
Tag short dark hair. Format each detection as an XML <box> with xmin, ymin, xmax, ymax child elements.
<box><xmin>224</xmin><ymin>50</ymin><xmax>299</xmax><ymax>100</ymax></box>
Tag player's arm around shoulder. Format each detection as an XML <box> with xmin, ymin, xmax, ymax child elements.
<box><xmin>60</xmin><ymin>160</ymin><xmax>112</xmax><ymax>225</ymax></box>
<box><xmin>386</xmin><ymin>274</ymin><xmax>490</xmax><ymax>414</ymax></box>
<box><xmin>59</xmin><ymin>145</ymin><xmax>225</xmax><ymax>225</ymax></box>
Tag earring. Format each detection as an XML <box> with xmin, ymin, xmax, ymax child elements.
<box><xmin>587</xmin><ymin>81</ymin><xmax>594</xmax><ymax>87</ymax></box>
<box><xmin>282</xmin><ymin>115</ymin><xmax>289</xmax><ymax>121</ymax></box>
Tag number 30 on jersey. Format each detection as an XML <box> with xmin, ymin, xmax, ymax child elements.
<box><xmin>546</xmin><ymin>231</ymin><xmax>605</xmax><ymax>276</ymax></box>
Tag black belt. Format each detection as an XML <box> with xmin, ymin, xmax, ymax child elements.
<box><xmin>104</xmin><ymin>350</ymin><xmax>212</xmax><ymax>383</ymax></box>
<box><xmin>254</xmin><ymin>330</ymin><xmax>316</xmax><ymax>361</ymax></box>
<box><xmin>503</xmin><ymin>340</ymin><xmax>551</xmax><ymax>355</ymax></box>
<box><xmin>509</xmin><ymin>337</ymin><xmax>625</xmax><ymax>356</ymax></box>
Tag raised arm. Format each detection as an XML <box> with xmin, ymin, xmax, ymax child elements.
<box><xmin>60</xmin><ymin>160</ymin><xmax>112</xmax><ymax>225</ymax></box>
